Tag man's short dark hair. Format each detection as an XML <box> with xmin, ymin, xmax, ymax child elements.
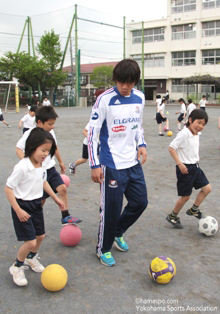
<box><xmin>35</xmin><ymin>106</ymin><xmax>58</xmax><ymax>124</ymax></box>
<box><xmin>113</xmin><ymin>59</ymin><xmax>140</xmax><ymax>85</ymax></box>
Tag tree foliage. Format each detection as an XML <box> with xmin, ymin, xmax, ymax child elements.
<box><xmin>182</xmin><ymin>74</ymin><xmax>220</xmax><ymax>87</ymax></box>
<box><xmin>91</xmin><ymin>65</ymin><xmax>114</xmax><ymax>89</ymax></box>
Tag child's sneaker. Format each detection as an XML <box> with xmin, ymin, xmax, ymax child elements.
<box><xmin>114</xmin><ymin>237</ymin><xmax>129</xmax><ymax>252</ymax></box>
<box><xmin>97</xmin><ymin>252</ymin><xmax>116</xmax><ymax>267</ymax></box>
<box><xmin>186</xmin><ymin>208</ymin><xmax>203</xmax><ymax>219</ymax></box>
<box><xmin>9</xmin><ymin>263</ymin><xmax>29</xmax><ymax>286</ymax></box>
<box><xmin>24</xmin><ymin>254</ymin><xmax>44</xmax><ymax>273</ymax></box>
<box><xmin>166</xmin><ymin>214</ymin><xmax>183</xmax><ymax>229</ymax></box>
<box><xmin>61</xmin><ymin>215</ymin><xmax>82</xmax><ymax>226</ymax></box>
<box><xmin>175</xmin><ymin>129</ymin><xmax>180</xmax><ymax>132</ymax></box>
<box><xmin>69</xmin><ymin>163</ymin><xmax>76</xmax><ymax>175</ymax></box>
<box><xmin>7</xmin><ymin>124</ymin><xmax>11</xmax><ymax>128</ymax></box>
<box><xmin>159</xmin><ymin>134</ymin><xmax>165</xmax><ymax>136</ymax></box>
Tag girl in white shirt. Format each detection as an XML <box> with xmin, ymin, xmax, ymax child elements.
<box><xmin>166</xmin><ymin>109</ymin><xmax>211</xmax><ymax>229</ymax></box>
<box><xmin>156</xmin><ymin>97</ymin><xmax>170</xmax><ymax>136</ymax></box>
<box><xmin>5</xmin><ymin>128</ymin><xmax>64</xmax><ymax>287</ymax></box>
<box><xmin>175</xmin><ymin>98</ymin><xmax>186</xmax><ymax>132</ymax></box>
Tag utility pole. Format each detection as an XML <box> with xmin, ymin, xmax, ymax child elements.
<box><xmin>75</xmin><ymin>4</ymin><xmax>79</xmax><ymax>107</ymax></box>
<box><xmin>70</xmin><ymin>37</ymin><xmax>74</xmax><ymax>90</ymax></box>
<box><xmin>142</xmin><ymin>21</ymin><xmax>145</xmax><ymax>93</ymax></box>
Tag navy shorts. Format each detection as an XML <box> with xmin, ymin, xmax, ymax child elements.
<box><xmin>0</xmin><ymin>114</ymin><xmax>4</xmax><ymax>121</ymax></box>
<box><xmin>176</xmin><ymin>164</ymin><xmax>209</xmax><ymax>196</ymax></box>
<box><xmin>23</xmin><ymin>127</ymin><xmax>29</xmax><ymax>134</ymax></box>
<box><xmin>11</xmin><ymin>198</ymin><xmax>45</xmax><ymax>241</ymax></box>
<box><xmin>43</xmin><ymin>166</ymin><xmax>64</xmax><ymax>199</ymax></box>
<box><xmin>82</xmin><ymin>144</ymin><xmax>88</xmax><ymax>159</ymax></box>
<box><xmin>178</xmin><ymin>113</ymin><xmax>184</xmax><ymax>122</ymax></box>
<box><xmin>200</xmin><ymin>107</ymin><xmax>206</xmax><ymax>111</ymax></box>
<box><xmin>156</xmin><ymin>113</ymin><xmax>167</xmax><ymax>124</ymax></box>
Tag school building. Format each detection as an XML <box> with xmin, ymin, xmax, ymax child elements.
<box><xmin>127</xmin><ymin>0</ymin><xmax>220</xmax><ymax>101</ymax></box>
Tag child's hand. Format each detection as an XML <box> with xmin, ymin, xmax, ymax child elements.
<box><xmin>16</xmin><ymin>209</ymin><xmax>31</xmax><ymax>222</ymax></box>
<box><xmin>59</xmin><ymin>162</ymin><xmax>66</xmax><ymax>173</ymax></box>
<box><xmin>54</xmin><ymin>197</ymin><xmax>65</xmax><ymax>211</ymax></box>
<box><xmin>178</xmin><ymin>163</ymin><xmax>188</xmax><ymax>174</ymax></box>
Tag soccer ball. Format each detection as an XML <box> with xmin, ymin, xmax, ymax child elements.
<box><xmin>149</xmin><ymin>256</ymin><xmax>176</xmax><ymax>284</ymax></box>
<box><xmin>167</xmin><ymin>130</ymin><xmax>173</xmax><ymax>137</ymax></box>
<box><xmin>198</xmin><ymin>216</ymin><xmax>218</xmax><ymax>236</ymax></box>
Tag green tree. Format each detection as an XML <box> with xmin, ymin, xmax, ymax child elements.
<box><xmin>90</xmin><ymin>65</ymin><xmax>114</xmax><ymax>89</ymax></box>
<box><xmin>37</xmin><ymin>30</ymin><xmax>67</xmax><ymax>104</ymax></box>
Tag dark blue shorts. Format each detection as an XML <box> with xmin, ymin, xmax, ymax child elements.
<box><xmin>0</xmin><ymin>114</ymin><xmax>4</xmax><ymax>121</ymax></box>
<box><xmin>156</xmin><ymin>113</ymin><xmax>167</xmax><ymax>124</ymax></box>
<box><xmin>178</xmin><ymin>113</ymin><xmax>184</xmax><ymax>122</ymax></box>
<box><xmin>82</xmin><ymin>143</ymin><xmax>88</xmax><ymax>159</ymax></box>
<box><xmin>12</xmin><ymin>198</ymin><xmax>45</xmax><ymax>241</ymax></box>
<box><xmin>176</xmin><ymin>164</ymin><xmax>209</xmax><ymax>196</ymax></box>
<box><xmin>43</xmin><ymin>166</ymin><xmax>64</xmax><ymax>199</ymax></box>
<box><xmin>23</xmin><ymin>127</ymin><xmax>29</xmax><ymax>133</ymax></box>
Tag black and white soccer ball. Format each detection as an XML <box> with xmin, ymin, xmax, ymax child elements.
<box><xmin>198</xmin><ymin>216</ymin><xmax>218</xmax><ymax>236</ymax></box>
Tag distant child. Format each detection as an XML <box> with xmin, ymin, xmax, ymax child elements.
<box><xmin>165</xmin><ymin>90</ymin><xmax>169</xmax><ymax>104</ymax></box>
<box><xmin>69</xmin><ymin>123</ymin><xmax>89</xmax><ymax>174</ymax></box>
<box><xmin>5</xmin><ymin>128</ymin><xmax>64</xmax><ymax>286</ymax></box>
<box><xmin>156</xmin><ymin>97</ymin><xmax>170</xmax><ymax>136</ymax></box>
<box><xmin>187</xmin><ymin>99</ymin><xmax>196</xmax><ymax>116</ymax></box>
<box><xmin>0</xmin><ymin>108</ymin><xmax>10</xmax><ymax>127</ymax></box>
<box><xmin>175</xmin><ymin>98</ymin><xmax>186</xmax><ymax>132</ymax></box>
<box><xmin>156</xmin><ymin>95</ymin><xmax>161</xmax><ymax>112</ymax></box>
<box><xmin>198</xmin><ymin>95</ymin><xmax>207</xmax><ymax>111</ymax></box>
<box><xmin>18</xmin><ymin>105</ymin><xmax>37</xmax><ymax>133</ymax></box>
<box><xmin>166</xmin><ymin>109</ymin><xmax>211</xmax><ymax>229</ymax></box>
<box><xmin>16</xmin><ymin>106</ymin><xmax>81</xmax><ymax>225</ymax></box>
<box><xmin>42</xmin><ymin>97</ymin><xmax>51</xmax><ymax>106</ymax></box>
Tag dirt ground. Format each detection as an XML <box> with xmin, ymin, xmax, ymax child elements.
<box><xmin>0</xmin><ymin>104</ymin><xmax>219</xmax><ymax>314</ymax></box>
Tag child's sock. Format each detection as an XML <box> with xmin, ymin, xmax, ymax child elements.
<box><xmin>190</xmin><ymin>204</ymin><xmax>199</xmax><ymax>213</ymax></box>
<box><xmin>26</xmin><ymin>251</ymin><xmax>37</xmax><ymax>259</ymax></box>
<box><xmin>170</xmin><ymin>210</ymin><xmax>178</xmax><ymax>217</ymax></box>
<box><xmin>15</xmin><ymin>258</ymin><xmax>24</xmax><ymax>267</ymax></box>
<box><xmin>62</xmin><ymin>210</ymin><xmax>70</xmax><ymax>219</ymax></box>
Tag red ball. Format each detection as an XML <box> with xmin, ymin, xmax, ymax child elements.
<box><xmin>60</xmin><ymin>174</ymin><xmax>70</xmax><ymax>187</ymax></box>
<box><xmin>164</xmin><ymin>126</ymin><xmax>168</xmax><ymax>132</ymax></box>
<box><xmin>60</xmin><ymin>225</ymin><xmax>82</xmax><ymax>247</ymax></box>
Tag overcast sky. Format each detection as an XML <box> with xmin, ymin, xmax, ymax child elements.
<box><xmin>0</xmin><ymin>0</ymin><xmax>167</xmax><ymax>65</ymax></box>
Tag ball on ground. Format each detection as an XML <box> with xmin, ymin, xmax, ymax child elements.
<box><xmin>60</xmin><ymin>174</ymin><xmax>70</xmax><ymax>187</ymax></box>
<box><xmin>167</xmin><ymin>130</ymin><xmax>173</xmax><ymax>137</ymax></box>
<box><xmin>198</xmin><ymin>216</ymin><xmax>218</xmax><ymax>236</ymax></box>
<box><xmin>41</xmin><ymin>264</ymin><xmax>68</xmax><ymax>292</ymax></box>
<box><xmin>164</xmin><ymin>126</ymin><xmax>168</xmax><ymax>132</ymax></box>
<box><xmin>60</xmin><ymin>224</ymin><xmax>82</xmax><ymax>246</ymax></box>
<box><xmin>149</xmin><ymin>256</ymin><xmax>176</xmax><ymax>284</ymax></box>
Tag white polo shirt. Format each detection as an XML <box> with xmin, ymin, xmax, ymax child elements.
<box><xmin>16</xmin><ymin>127</ymin><xmax>57</xmax><ymax>169</ymax></box>
<box><xmin>6</xmin><ymin>158</ymin><xmax>47</xmax><ymax>200</ymax></box>
<box><xmin>199</xmin><ymin>99</ymin><xmax>206</xmax><ymax>108</ymax></box>
<box><xmin>157</xmin><ymin>103</ymin><xmax>165</xmax><ymax>114</ymax></box>
<box><xmin>21</xmin><ymin>114</ymin><xmax>36</xmax><ymax>129</ymax></box>
<box><xmin>169</xmin><ymin>127</ymin><xmax>200</xmax><ymax>164</ymax></box>
<box><xmin>43</xmin><ymin>100</ymin><xmax>51</xmax><ymax>106</ymax></box>
<box><xmin>180</xmin><ymin>103</ymin><xmax>186</xmax><ymax>114</ymax></box>
<box><xmin>83</xmin><ymin>123</ymin><xmax>89</xmax><ymax>145</ymax></box>
<box><xmin>187</xmin><ymin>103</ymin><xmax>196</xmax><ymax>116</ymax></box>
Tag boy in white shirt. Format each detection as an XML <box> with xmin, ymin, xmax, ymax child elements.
<box><xmin>166</xmin><ymin>109</ymin><xmax>211</xmax><ymax>229</ymax></box>
<box><xmin>18</xmin><ymin>105</ymin><xmax>37</xmax><ymax>133</ymax></box>
<box><xmin>175</xmin><ymin>98</ymin><xmax>186</xmax><ymax>132</ymax></box>
<box><xmin>42</xmin><ymin>97</ymin><xmax>51</xmax><ymax>106</ymax></box>
<box><xmin>199</xmin><ymin>95</ymin><xmax>207</xmax><ymax>111</ymax></box>
<box><xmin>187</xmin><ymin>99</ymin><xmax>196</xmax><ymax>116</ymax></box>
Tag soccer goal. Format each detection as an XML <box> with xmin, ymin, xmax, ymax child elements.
<box><xmin>0</xmin><ymin>80</ymin><xmax>20</xmax><ymax>113</ymax></box>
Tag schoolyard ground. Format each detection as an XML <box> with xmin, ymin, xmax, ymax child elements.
<box><xmin>0</xmin><ymin>104</ymin><xmax>219</xmax><ymax>314</ymax></box>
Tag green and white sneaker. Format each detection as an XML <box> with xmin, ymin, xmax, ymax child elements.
<box><xmin>97</xmin><ymin>252</ymin><xmax>116</xmax><ymax>267</ymax></box>
<box><xmin>114</xmin><ymin>237</ymin><xmax>129</xmax><ymax>252</ymax></box>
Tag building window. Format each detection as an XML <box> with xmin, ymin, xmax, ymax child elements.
<box><xmin>172</xmin><ymin>51</ymin><xmax>196</xmax><ymax>66</ymax></box>
<box><xmin>132</xmin><ymin>53</ymin><xmax>165</xmax><ymax>67</ymax></box>
<box><xmin>172</xmin><ymin>0</ymin><xmax>196</xmax><ymax>14</ymax></box>
<box><xmin>172</xmin><ymin>23</ymin><xmax>196</xmax><ymax>40</ymax></box>
<box><xmin>172</xmin><ymin>79</ymin><xmax>195</xmax><ymax>93</ymax></box>
<box><xmin>132</xmin><ymin>28</ymin><xmax>164</xmax><ymax>44</ymax></box>
<box><xmin>202</xmin><ymin>21</ymin><xmax>220</xmax><ymax>37</ymax></box>
<box><xmin>202</xmin><ymin>0</ymin><xmax>220</xmax><ymax>9</ymax></box>
<box><xmin>202</xmin><ymin>49</ymin><xmax>220</xmax><ymax>64</ymax></box>
<box><xmin>80</xmin><ymin>75</ymin><xmax>87</xmax><ymax>85</ymax></box>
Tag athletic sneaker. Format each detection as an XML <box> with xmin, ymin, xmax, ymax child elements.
<box><xmin>166</xmin><ymin>214</ymin><xmax>183</xmax><ymax>229</ymax></box>
<box><xmin>61</xmin><ymin>215</ymin><xmax>82</xmax><ymax>226</ymax></box>
<box><xmin>159</xmin><ymin>134</ymin><xmax>165</xmax><ymax>136</ymax></box>
<box><xmin>7</xmin><ymin>124</ymin><xmax>11</xmax><ymax>128</ymax></box>
<box><xmin>9</xmin><ymin>264</ymin><xmax>29</xmax><ymax>286</ymax></box>
<box><xmin>69</xmin><ymin>163</ymin><xmax>76</xmax><ymax>175</ymax></box>
<box><xmin>114</xmin><ymin>237</ymin><xmax>129</xmax><ymax>252</ymax></box>
<box><xmin>24</xmin><ymin>254</ymin><xmax>44</xmax><ymax>273</ymax></box>
<box><xmin>186</xmin><ymin>208</ymin><xmax>203</xmax><ymax>219</ymax></box>
<box><xmin>97</xmin><ymin>252</ymin><xmax>116</xmax><ymax>267</ymax></box>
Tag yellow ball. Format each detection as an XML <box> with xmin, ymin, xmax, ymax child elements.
<box><xmin>149</xmin><ymin>256</ymin><xmax>176</xmax><ymax>284</ymax></box>
<box><xmin>41</xmin><ymin>264</ymin><xmax>68</xmax><ymax>292</ymax></box>
<box><xmin>167</xmin><ymin>130</ymin><xmax>173</xmax><ymax>137</ymax></box>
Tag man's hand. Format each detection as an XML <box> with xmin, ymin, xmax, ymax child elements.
<box><xmin>138</xmin><ymin>147</ymin><xmax>147</xmax><ymax>165</ymax></box>
<box><xmin>91</xmin><ymin>168</ymin><xmax>103</xmax><ymax>183</ymax></box>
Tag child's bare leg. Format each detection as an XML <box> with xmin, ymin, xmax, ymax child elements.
<box><xmin>30</xmin><ymin>234</ymin><xmax>45</xmax><ymax>253</ymax></box>
<box><xmin>56</xmin><ymin>184</ymin><xmax>68</xmax><ymax>210</ymax></box>
<box><xmin>194</xmin><ymin>184</ymin><xmax>211</xmax><ymax>207</ymax></box>
<box><xmin>3</xmin><ymin>120</ymin><xmax>9</xmax><ymax>126</ymax></box>
<box><xmin>17</xmin><ymin>239</ymin><xmax>37</xmax><ymax>262</ymax></box>
<box><xmin>173</xmin><ymin>195</ymin><xmax>190</xmax><ymax>214</ymax></box>
<box><xmin>75</xmin><ymin>158</ymin><xmax>87</xmax><ymax>166</ymax></box>
<box><xmin>158</xmin><ymin>124</ymin><xmax>162</xmax><ymax>134</ymax></box>
<box><xmin>166</xmin><ymin>119</ymin><xmax>169</xmax><ymax>130</ymax></box>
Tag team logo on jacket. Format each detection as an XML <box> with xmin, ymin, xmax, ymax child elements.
<box><xmin>91</xmin><ymin>112</ymin><xmax>99</xmax><ymax>120</ymax></box>
<box><xmin>135</xmin><ymin>106</ymin><xmax>140</xmax><ymax>113</ymax></box>
<box><xmin>112</xmin><ymin>125</ymin><xmax>126</xmax><ymax>132</ymax></box>
<box><xmin>108</xmin><ymin>180</ymin><xmax>118</xmax><ymax>188</ymax></box>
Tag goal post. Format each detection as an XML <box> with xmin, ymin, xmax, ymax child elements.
<box><xmin>0</xmin><ymin>80</ymin><xmax>20</xmax><ymax>113</ymax></box>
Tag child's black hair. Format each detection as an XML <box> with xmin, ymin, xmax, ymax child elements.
<box><xmin>202</xmin><ymin>95</ymin><xmax>206</xmax><ymax>98</ymax></box>
<box><xmin>178</xmin><ymin>98</ymin><xmax>186</xmax><ymax>104</ymax></box>
<box><xmin>30</xmin><ymin>105</ymin><xmax>37</xmax><ymax>112</ymax></box>
<box><xmin>156</xmin><ymin>95</ymin><xmax>161</xmax><ymax>99</ymax></box>
<box><xmin>35</xmin><ymin>106</ymin><xmax>58</xmax><ymax>124</ymax></box>
<box><xmin>113</xmin><ymin>59</ymin><xmax>140</xmax><ymax>85</ymax></box>
<box><xmin>188</xmin><ymin>99</ymin><xmax>192</xmax><ymax>104</ymax></box>
<box><xmin>186</xmin><ymin>109</ymin><xmax>208</xmax><ymax>127</ymax></box>
<box><xmin>24</xmin><ymin>127</ymin><xmax>57</xmax><ymax>158</ymax></box>
<box><xmin>160</xmin><ymin>97</ymin><xmax>166</xmax><ymax>105</ymax></box>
